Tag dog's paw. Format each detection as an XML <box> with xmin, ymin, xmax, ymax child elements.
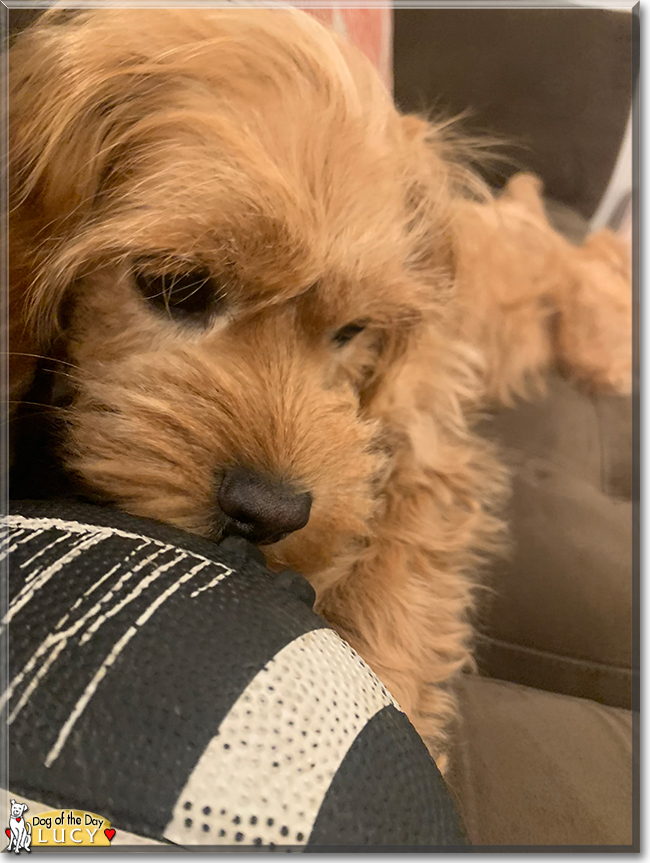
<box><xmin>501</xmin><ymin>172</ymin><xmax>547</xmax><ymax>217</ymax></box>
<box><xmin>554</xmin><ymin>229</ymin><xmax>632</xmax><ymax>396</ymax></box>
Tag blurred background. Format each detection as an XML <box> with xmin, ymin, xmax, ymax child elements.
<box><xmin>393</xmin><ymin>5</ymin><xmax>635</xmax><ymax>242</ymax></box>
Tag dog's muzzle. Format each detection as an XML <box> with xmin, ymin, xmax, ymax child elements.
<box><xmin>218</xmin><ymin>466</ymin><xmax>312</xmax><ymax>545</ymax></box>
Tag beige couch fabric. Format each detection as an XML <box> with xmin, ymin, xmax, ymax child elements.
<box><xmin>475</xmin><ymin>376</ymin><xmax>633</xmax><ymax>709</ymax></box>
<box><xmin>448</xmin><ymin>674</ymin><xmax>634</xmax><ymax>847</ymax></box>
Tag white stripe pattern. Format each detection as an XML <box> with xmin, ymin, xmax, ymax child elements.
<box><xmin>3</xmin><ymin>533</ymin><xmax>107</xmax><ymax>627</ymax></box>
<box><xmin>44</xmin><ymin>557</ymin><xmax>219</xmax><ymax>768</ymax></box>
<box><xmin>2</xmin><ymin>547</ymin><xmax>171</xmax><ymax>718</ymax></box>
<box><xmin>164</xmin><ymin>629</ymin><xmax>398</xmax><ymax>848</ymax></box>
<box><xmin>3</xmin><ymin>515</ymin><xmax>234</xmax><ymax>764</ymax></box>
<box><xmin>3</xmin><ymin>515</ymin><xmax>224</xmax><ymax>565</ymax></box>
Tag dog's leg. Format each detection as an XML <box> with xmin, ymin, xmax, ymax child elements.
<box><xmin>453</xmin><ymin>173</ymin><xmax>632</xmax><ymax>403</ymax></box>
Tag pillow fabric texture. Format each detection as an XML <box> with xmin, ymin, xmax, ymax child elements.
<box><xmin>3</xmin><ymin>500</ymin><xmax>466</xmax><ymax>849</ymax></box>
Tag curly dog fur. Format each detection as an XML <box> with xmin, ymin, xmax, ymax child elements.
<box><xmin>7</xmin><ymin>6</ymin><xmax>631</xmax><ymax>764</ymax></box>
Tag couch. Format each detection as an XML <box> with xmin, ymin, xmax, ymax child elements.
<box><xmin>449</xmin><ymin>375</ymin><xmax>634</xmax><ymax>846</ymax></box>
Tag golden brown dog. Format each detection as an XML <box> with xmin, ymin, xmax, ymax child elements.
<box><xmin>7</xmin><ymin>6</ymin><xmax>631</xmax><ymax>765</ymax></box>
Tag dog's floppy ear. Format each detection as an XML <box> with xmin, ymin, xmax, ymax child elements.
<box><xmin>357</xmin><ymin>109</ymin><xmax>504</xmax><ymax>559</ymax></box>
<box><xmin>8</xmin><ymin>10</ymin><xmax>178</xmax><ymax>405</ymax></box>
<box><xmin>7</xmin><ymin>226</ymin><xmax>41</xmax><ymax>409</ymax></box>
<box><xmin>397</xmin><ymin>112</ymin><xmax>493</xmax><ymax>277</ymax></box>
<box><xmin>358</xmin><ymin>111</ymin><xmax>490</xmax><ymax>413</ymax></box>
<box><xmin>8</xmin><ymin>13</ymin><xmax>109</xmax><ymax>401</ymax></box>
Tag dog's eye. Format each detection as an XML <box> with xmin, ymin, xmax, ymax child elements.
<box><xmin>133</xmin><ymin>266</ymin><xmax>223</xmax><ymax>322</ymax></box>
<box><xmin>333</xmin><ymin>322</ymin><xmax>367</xmax><ymax>347</ymax></box>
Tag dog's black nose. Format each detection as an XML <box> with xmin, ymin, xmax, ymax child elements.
<box><xmin>218</xmin><ymin>467</ymin><xmax>312</xmax><ymax>545</ymax></box>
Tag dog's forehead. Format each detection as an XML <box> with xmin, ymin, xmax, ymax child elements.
<box><xmin>101</xmin><ymin>105</ymin><xmax>415</xmax><ymax>298</ymax></box>
<box><xmin>85</xmin><ymin>10</ymin><xmax>413</xmax><ymax>261</ymax></box>
<box><xmin>86</xmin><ymin>118</ymin><xmax>417</xmax><ymax>321</ymax></box>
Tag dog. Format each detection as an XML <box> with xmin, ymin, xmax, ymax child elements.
<box><xmin>6</xmin><ymin>800</ymin><xmax>31</xmax><ymax>854</ymax></box>
<box><xmin>7</xmin><ymin>6</ymin><xmax>631</xmax><ymax>766</ymax></box>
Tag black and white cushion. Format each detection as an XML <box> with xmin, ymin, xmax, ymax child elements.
<box><xmin>3</xmin><ymin>501</ymin><xmax>466</xmax><ymax>848</ymax></box>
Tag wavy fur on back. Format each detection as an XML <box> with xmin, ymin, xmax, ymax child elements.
<box><xmin>7</xmin><ymin>6</ymin><xmax>631</xmax><ymax>764</ymax></box>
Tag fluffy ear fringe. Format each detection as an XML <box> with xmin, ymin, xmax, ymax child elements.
<box><xmin>7</xmin><ymin>11</ymin><xmax>494</xmax><ymax>405</ymax></box>
<box><xmin>316</xmin><ymin>321</ymin><xmax>509</xmax><ymax>753</ymax></box>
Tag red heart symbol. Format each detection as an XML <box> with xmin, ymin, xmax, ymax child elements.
<box><xmin>104</xmin><ymin>829</ymin><xmax>115</xmax><ymax>842</ymax></box>
<box><xmin>5</xmin><ymin>828</ymin><xmax>10</xmax><ymax>838</ymax></box>
<box><xmin>15</xmin><ymin>818</ymin><xmax>20</xmax><ymax>823</ymax></box>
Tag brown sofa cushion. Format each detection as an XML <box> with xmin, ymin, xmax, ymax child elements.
<box><xmin>448</xmin><ymin>674</ymin><xmax>634</xmax><ymax>847</ymax></box>
<box><xmin>475</xmin><ymin>376</ymin><xmax>633</xmax><ymax>709</ymax></box>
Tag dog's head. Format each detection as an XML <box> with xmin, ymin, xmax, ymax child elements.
<box><xmin>10</xmin><ymin>801</ymin><xmax>27</xmax><ymax>820</ymax></box>
<box><xmin>9</xmin><ymin>7</ymin><xmax>480</xmax><ymax>577</ymax></box>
